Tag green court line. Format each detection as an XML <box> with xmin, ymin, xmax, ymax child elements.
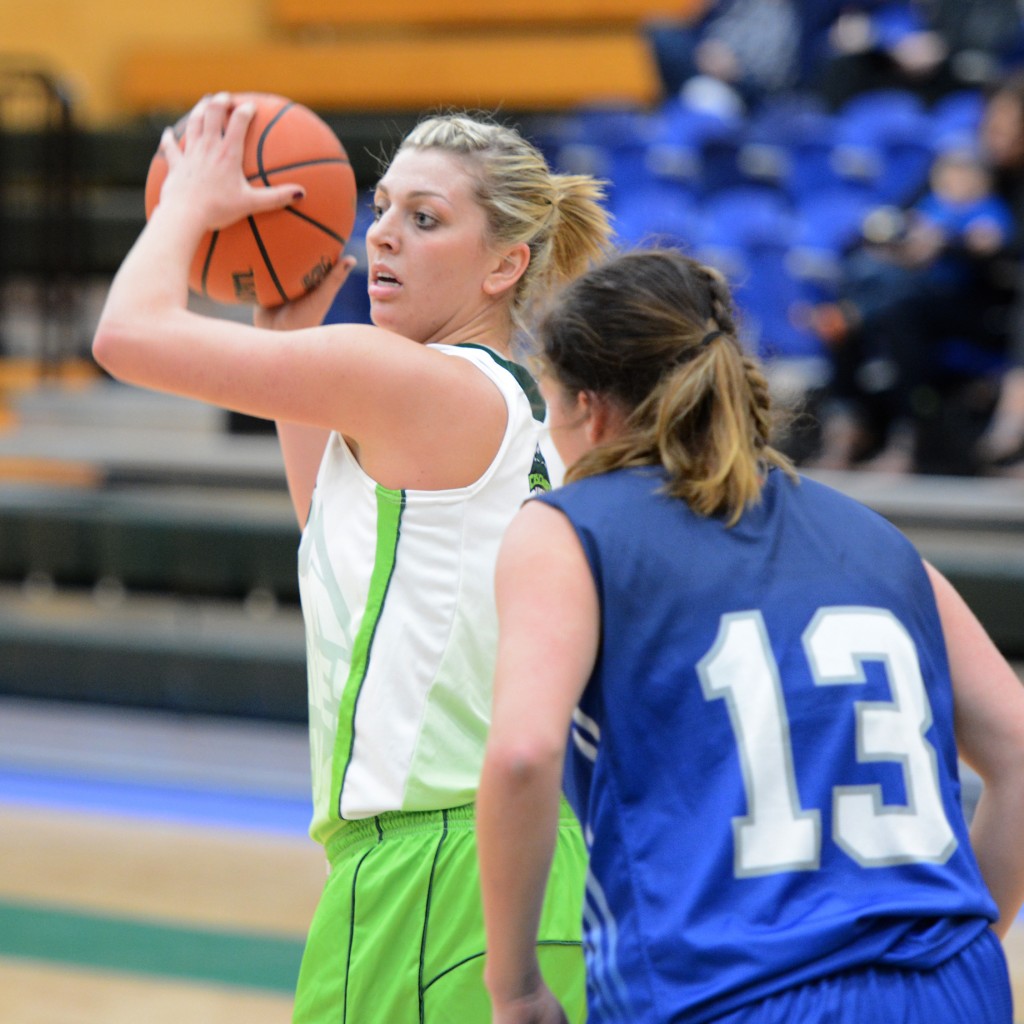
<box><xmin>0</xmin><ymin>899</ymin><xmax>303</xmax><ymax>992</ymax></box>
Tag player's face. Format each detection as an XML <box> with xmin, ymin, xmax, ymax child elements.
<box><xmin>366</xmin><ymin>148</ymin><xmax>497</xmax><ymax>343</ymax></box>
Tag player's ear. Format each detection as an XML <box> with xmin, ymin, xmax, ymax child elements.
<box><xmin>483</xmin><ymin>243</ymin><xmax>530</xmax><ymax>297</ymax></box>
<box><xmin>583</xmin><ymin>392</ymin><xmax>627</xmax><ymax>445</ymax></box>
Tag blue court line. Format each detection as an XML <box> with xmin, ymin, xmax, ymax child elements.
<box><xmin>0</xmin><ymin>768</ymin><xmax>312</xmax><ymax>835</ymax></box>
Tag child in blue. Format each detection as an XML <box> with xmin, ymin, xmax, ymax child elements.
<box><xmin>907</xmin><ymin>144</ymin><xmax>1015</xmax><ymax>291</ymax></box>
<box><xmin>812</xmin><ymin>143</ymin><xmax>1017</xmax><ymax>472</ymax></box>
<box><xmin>477</xmin><ymin>248</ymin><xmax>1024</xmax><ymax>1023</ymax></box>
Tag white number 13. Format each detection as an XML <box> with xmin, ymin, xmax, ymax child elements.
<box><xmin>698</xmin><ymin>608</ymin><xmax>957</xmax><ymax>877</ymax></box>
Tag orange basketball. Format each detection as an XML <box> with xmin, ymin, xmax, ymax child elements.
<box><xmin>144</xmin><ymin>92</ymin><xmax>358</xmax><ymax>308</ymax></box>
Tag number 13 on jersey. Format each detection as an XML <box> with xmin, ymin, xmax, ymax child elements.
<box><xmin>698</xmin><ymin>607</ymin><xmax>958</xmax><ymax>878</ymax></box>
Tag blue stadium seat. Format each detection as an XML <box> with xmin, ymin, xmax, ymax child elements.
<box><xmin>788</xmin><ymin>184</ymin><xmax>877</xmax><ymax>290</ymax></box>
<box><xmin>837</xmin><ymin>88</ymin><xmax>928</xmax><ymax>129</ymax></box>
<box><xmin>930</xmin><ymin>90</ymin><xmax>986</xmax><ymax>138</ymax></box>
<box><xmin>735</xmin><ymin>244</ymin><xmax>827</xmax><ymax>361</ymax></box>
<box><xmin>698</xmin><ymin>185</ymin><xmax>795</xmax><ymax>250</ymax></box>
<box><xmin>611</xmin><ymin>181</ymin><xmax>702</xmax><ymax>250</ymax></box>
<box><xmin>551</xmin><ymin>105</ymin><xmax>661</xmax><ymax>203</ymax></box>
<box><xmin>833</xmin><ymin>89</ymin><xmax>934</xmax><ymax>203</ymax></box>
<box><xmin>780</xmin><ymin>118</ymin><xmax>862</xmax><ymax>198</ymax></box>
<box><xmin>657</xmin><ymin>95</ymin><xmax>744</xmax><ymax>149</ymax></box>
<box><xmin>646</xmin><ymin>98</ymin><xmax>746</xmax><ymax>196</ymax></box>
<box><xmin>699</xmin><ymin>132</ymin><xmax>751</xmax><ymax>197</ymax></box>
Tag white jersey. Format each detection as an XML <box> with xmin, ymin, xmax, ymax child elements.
<box><xmin>297</xmin><ymin>343</ymin><xmax>551</xmax><ymax>844</ymax></box>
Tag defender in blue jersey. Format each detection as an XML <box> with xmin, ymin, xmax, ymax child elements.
<box><xmin>478</xmin><ymin>249</ymin><xmax>1024</xmax><ymax>1024</ymax></box>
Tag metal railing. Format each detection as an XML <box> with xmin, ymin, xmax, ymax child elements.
<box><xmin>0</xmin><ymin>63</ymin><xmax>83</xmax><ymax>369</ymax></box>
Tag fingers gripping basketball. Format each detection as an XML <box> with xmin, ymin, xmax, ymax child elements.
<box><xmin>145</xmin><ymin>93</ymin><xmax>358</xmax><ymax>308</ymax></box>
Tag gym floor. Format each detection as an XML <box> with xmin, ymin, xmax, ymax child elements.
<box><xmin>0</xmin><ymin>697</ymin><xmax>323</xmax><ymax>1023</ymax></box>
<box><xmin>0</xmin><ymin>695</ymin><xmax>1022</xmax><ymax>1023</ymax></box>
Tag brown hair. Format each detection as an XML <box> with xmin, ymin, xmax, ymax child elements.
<box><xmin>539</xmin><ymin>248</ymin><xmax>795</xmax><ymax>525</ymax></box>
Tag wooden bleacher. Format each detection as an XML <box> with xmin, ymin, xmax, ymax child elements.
<box><xmin>118</xmin><ymin>32</ymin><xmax>661</xmax><ymax>115</ymax></box>
<box><xmin>270</xmin><ymin>0</ymin><xmax>697</xmax><ymax>30</ymax></box>
<box><xmin>117</xmin><ymin>1</ymin><xmax>710</xmax><ymax>116</ymax></box>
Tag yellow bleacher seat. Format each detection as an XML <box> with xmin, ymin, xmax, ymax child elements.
<box><xmin>270</xmin><ymin>0</ymin><xmax>703</xmax><ymax>30</ymax></box>
<box><xmin>119</xmin><ymin>31</ymin><xmax>662</xmax><ymax>114</ymax></box>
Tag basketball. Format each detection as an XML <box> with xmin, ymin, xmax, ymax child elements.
<box><xmin>144</xmin><ymin>92</ymin><xmax>358</xmax><ymax>308</ymax></box>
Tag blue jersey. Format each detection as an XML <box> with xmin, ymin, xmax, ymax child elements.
<box><xmin>538</xmin><ymin>467</ymin><xmax>999</xmax><ymax>1024</ymax></box>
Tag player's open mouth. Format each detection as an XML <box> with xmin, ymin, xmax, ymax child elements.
<box><xmin>369</xmin><ymin>266</ymin><xmax>402</xmax><ymax>299</ymax></box>
<box><xmin>371</xmin><ymin>264</ymin><xmax>401</xmax><ymax>285</ymax></box>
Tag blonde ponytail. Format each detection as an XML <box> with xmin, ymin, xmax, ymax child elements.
<box><xmin>546</xmin><ymin>174</ymin><xmax>614</xmax><ymax>289</ymax></box>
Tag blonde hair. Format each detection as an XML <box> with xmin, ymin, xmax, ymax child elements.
<box><xmin>540</xmin><ymin>248</ymin><xmax>795</xmax><ymax>525</ymax></box>
<box><xmin>397</xmin><ymin>112</ymin><xmax>612</xmax><ymax>321</ymax></box>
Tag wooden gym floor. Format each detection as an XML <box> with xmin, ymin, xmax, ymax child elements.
<box><xmin>0</xmin><ymin>695</ymin><xmax>1022</xmax><ymax>1023</ymax></box>
<box><xmin>0</xmin><ymin>697</ymin><xmax>324</xmax><ymax>1023</ymax></box>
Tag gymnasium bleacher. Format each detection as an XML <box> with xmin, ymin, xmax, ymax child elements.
<box><xmin>116</xmin><ymin>0</ymin><xmax>689</xmax><ymax>115</ymax></box>
<box><xmin>2</xmin><ymin>0</ymin><xmax>1024</xmax><ymax>721</ymax></box>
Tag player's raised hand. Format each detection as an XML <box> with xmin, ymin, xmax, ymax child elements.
<box><xmin>157</xmin><ymin>92</ymin><xmax>302</xmax><ymax>231</ymax></box>
<box><xmin>254</xmin><ymin>255</ymin><xmax>357</xmax><ymax>332</ymax></box>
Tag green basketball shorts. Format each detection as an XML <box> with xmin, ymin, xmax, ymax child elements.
<box><xmin>292</xmin><ymin>800</ymin><xmax>587</xmax><ymax>1024</ymax></box>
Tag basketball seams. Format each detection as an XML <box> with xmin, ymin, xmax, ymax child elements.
<box><xmin>244</xmin><ymin>100</ymin><xmax>351</xmax><ymax>305</ymax></box>
<box><xmin>254</xmin><ymin>101</ymin><xmax>294</xmax><ymax>187</ymax></box>
<box><xmin>283</xmin><ymin>207</ymin><xmax>348</xmax><ymax>246</ymax></box>
<box><xmin>245</xmin><ymin>157</ymin><xmax>350</xmax><ymax>180</ymax></box>
<box><xmin>199</xmin><ymin>231</ymin><xmax>220</xmax><ymax>298</ymax></box>
<box><xmin>246</xmin><ymin>215</ymin><xmax>290</xmax><ymax>304</ymax></box>
<box><xmin>247</xmin><ymin>89</ymin><xmax>288</xmax><ymax>301</ymax></box>
<box><xmin>146</xmin><ymin>92</ymin><xmax>356</xmax><ymax>306</ymax></box>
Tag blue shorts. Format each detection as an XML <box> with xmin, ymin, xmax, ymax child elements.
<box><xmin>711</xmin><ymin>927</ymin><xmax>1011</xmax><ymax>1024</ymax></box>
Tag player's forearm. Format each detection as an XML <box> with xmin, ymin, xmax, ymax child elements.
<box><xmin>478</xmin><ymin>744</ymin><xmax>563</xmax><ymax>1006</ymax></box>
<box><xmin>970</xmin><ymin>774</ymin><xmax>1024</xmax><ymax>938</ymax></box>
<box><xmin>104</xmin><ymin>195</ymin><xmax>205</xmax><ymax>319</ymax></box>
<box><xmin>92</xmin><ymin>200</ymin><xmax>207</xmax><ymax>379</ymax></box>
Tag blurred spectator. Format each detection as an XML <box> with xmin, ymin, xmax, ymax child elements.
<box><xmin>932</xmin><ymin>0</ymin><xmax>1024</xmax><ymax>85</ymax></box>
<box><xmin>644</xmin><ymin>0</ymin><xmax>843</xmax><ymax>112</ymax></box>
<box><xmin>973</xmin><ymin>72</ymin><xmax>1024</xmax><ymax>472</ymax></box>
<box><xmin>814</xmin><ymin>0</ymin><xmax>1024</xmax><ymax>110</ymax></box>
<box><xmin>810</xmin><ymin>141</ymin><xmax>1016</xmax><ymax>472</ymax></box>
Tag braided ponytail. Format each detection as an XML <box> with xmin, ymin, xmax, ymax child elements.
<box><xmin>541</xmin><ymin>249</ymin><xmax>795</xmax><ymax>524</ymax></box>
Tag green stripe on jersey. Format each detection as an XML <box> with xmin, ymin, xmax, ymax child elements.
<box><xmin>331</xmin><ymin>485</ymin><xmax>405</xmax><ymax>820</ymax></box>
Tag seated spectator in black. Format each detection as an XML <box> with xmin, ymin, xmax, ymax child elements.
<box><xmin>932</xmin><ymin>0</ymin><xmax>1024</xmax><ymax>88</ymax></box>
<box><xmin>644</xmin><ymin>0</ymin><xmax>844</xmax><ymax>112</ymax></box>
<box><xmin>814</xmin><ymin>0</ymin><xmax>1024</xmax><ymax>111</ymax></box>
<box><xmin>973</xmin><ymin>72</ymin><xmax>1024</xmax><ymax>471</ymax></box>
<box><xmin>810</xmin><ymin>143</ymin><xmax>1016</xmax><ymax>473</ymax></box>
